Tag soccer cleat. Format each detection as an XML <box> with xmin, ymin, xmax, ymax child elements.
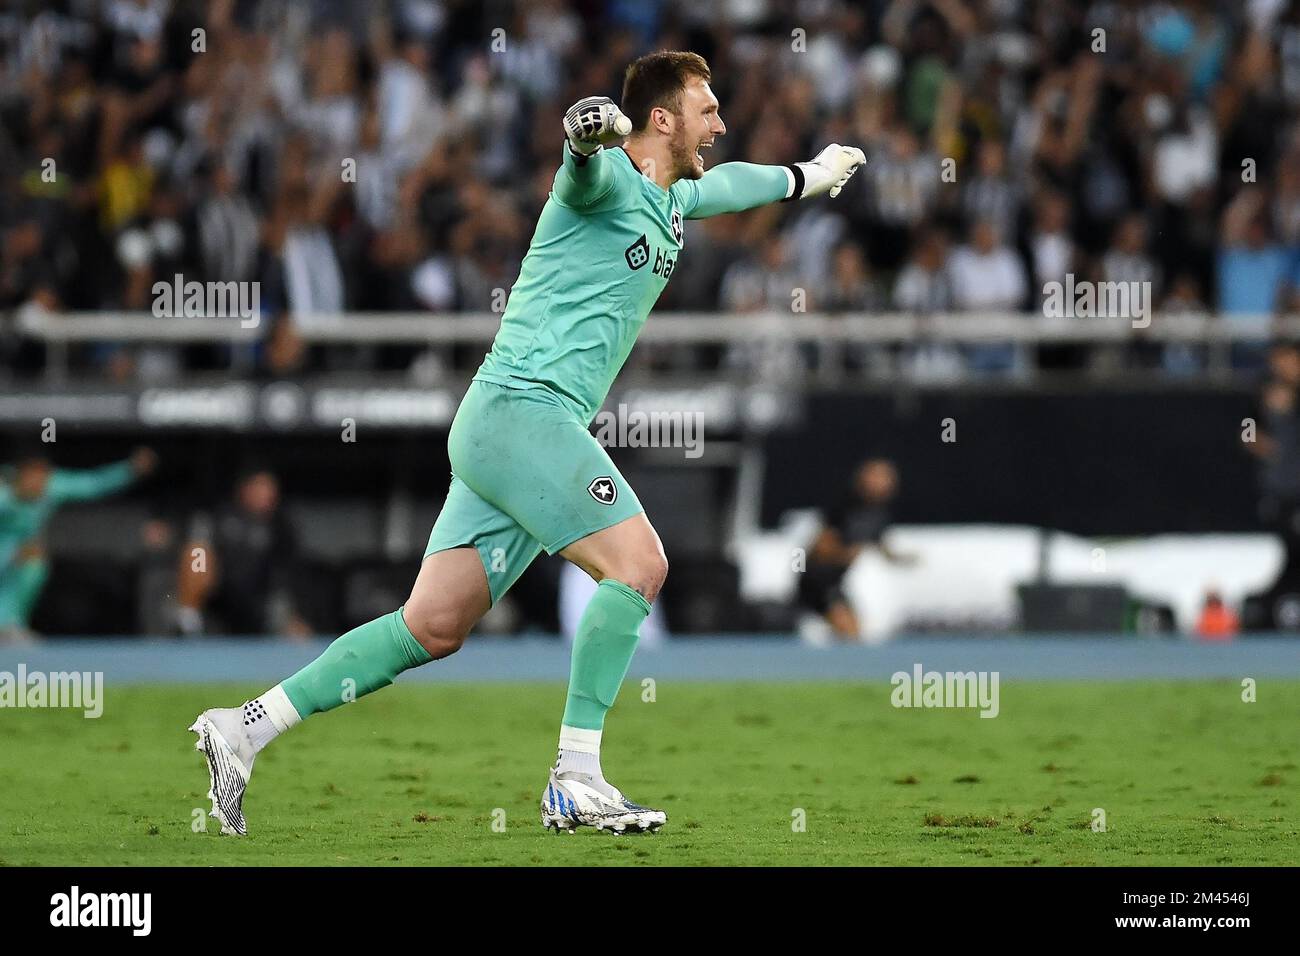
<box><xmin>189</xmin><ymin>707</ymin><xmax>256</xmax><ymax>836</ymax></box>
<box><xmin>539</xmin><ymin>766</ymin><xmax>667</xmax><ymax>834</ymax></box>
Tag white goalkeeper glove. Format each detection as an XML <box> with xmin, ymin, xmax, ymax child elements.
<box><xmin>563</xmin><ymin>95</ymin><xmax>633</xmax><ymax>156</ymax></box>
<box><xmin>788</xmin><ymin>143</ymin><xmax>867</xmax><ymax>199</ymax></box>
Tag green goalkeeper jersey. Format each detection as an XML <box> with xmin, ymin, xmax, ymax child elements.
<box><xmin>0</xmin><ymin>461</ymin><xmax>135</xmax><ymax>568</ymax></box>
<box><xmin>473</xmin><ymin>143</ymin><xmax>792</xmax><ymax>423</ymax></box>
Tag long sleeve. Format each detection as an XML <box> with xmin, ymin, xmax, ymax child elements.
<box><xmin>0</xmin><ymin>487</ymin><xmax>20</xmax><ymax>567</ymax></box>
<box><xmin>552</xmin><ymin>142</ymin><xmax>620</xmax><ymax>212</ymax></box>
<box><xmin>47</xmin><ymin>461</ymin><xmax>135</xmax><ymax>504</ymax></box>
<box><xmin>678</xmin><ymin>162</ymin><xmax>794</xmax><ymax>219</ymax></box>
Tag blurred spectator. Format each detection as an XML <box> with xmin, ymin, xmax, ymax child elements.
<box><xmin>197</xmin><ymin>163</ymin><xmax>261</xmax><ymax>284</ymax></box>
<box><xmin>176</xmin><ymin>468</ymin><xmax>310</xmax><ymax>637</ymax></box>
<box><xmin>1252</xmin><ymin>341</ymin><xmax>1300</xmax><ymax>507</ymax></box>
<box><xmin>894</xmin><ymin>227</ymin><xmax>952</xmax><ymax>314</ymax></box>
<box><xmin>1101</xmin><ymin>214</ymin><xmax>1161</xmax><ymax>298</ymax></box>
<box><xmin>1094</xmin><ymin>212</ymin><xmax>1161</xmax><ymax>374</ymax></box>
<box><xmin>1218</xmin><ymin>189</ymin><xmax>1293</xmax><ymax>318</ymax></box>
<box><xmin>822</xmin><ymin>241</ymin><xmax>884</xmax><ymax>313</ymax></box>
<box><xmin>1030</xmin><ymin>189</ymin><xmax>1085</xmax><ymax>371</ymax></box>
<box><xmin>824</xmin><ymin>241</ymin><xmax>890</xmax><ymax>376</ymax></box>
<box><xmin>962</xmin><ymin>140</ymin><xmax>1021</xmax><ymax>246</ymax></box>
<box><xmin>948</xmin><ymin>218</ymin><xmax>1028</xmax><ymax>312</ymax></box>
<box><xmin>720</xmin><ymin>234</ymin><xmax>799</xmax><ymax>313</ymax></box>
<box><xmin>799</xmin><ymin>458</ymin><xmax>914</xmax><ymax>642</ymax></box>
<box><xmin>269</xmin><ymin>180</ymin><xmax>346</xmax><ymax>322</ymax></box>
<box><xmin>1246</xmin><ymin>342</ymin><xmax>1300</xmax><ymax>606</ymax></box>
<box><xmin>894</xmin><ymin>227</ymin><xmax>963</xmax><ymax>380</ymax></box>
<box><xmin>1242</xmin><ymin>339</ymin><xmax>1300</xmax><ymax>626</ymax></box>
<box><xmin>1219</xmin><ymin>190</ymin><xmax>1296</xmax><ymax>369</ymax></box>
<box><xmin>947</xmin><ymin>217</ymin><xmax>1028</xmax><ymax>374</ymax></box>
<box><xmin>374</xmin><ymin>31</ymin><xmax>444</xmax><ymax>174</ymax></box>
<box><xmin>863</xmin><ymin>124</ymin><xmax>939</xmax><ymax>271</ymax></box>
<box><xmin>721</xmin><ymin>235</ymin><xmax>808</xmax><ymax>378</ymax></box>
<box><xmin>1152</xmin><ymin>272</ymin><xmax>1211</xmax><ymax>375</ymax></box>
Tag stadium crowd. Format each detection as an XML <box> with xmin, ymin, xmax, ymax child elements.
<box><xmin>2</xmin><ymin>0</ymin><xmax>1300</xmax><ymax>381</ymax></box>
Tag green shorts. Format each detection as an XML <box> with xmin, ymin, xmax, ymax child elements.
<box><xmin>424</xmin><ymin>380</ymin><xmax>644</xmax><ymax>604</ymax></box>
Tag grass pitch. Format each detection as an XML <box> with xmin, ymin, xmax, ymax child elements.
<box><xmin>2</xmin><ymin>680</ymin><xmax>1296</xmax><ymax>866</ymax></box>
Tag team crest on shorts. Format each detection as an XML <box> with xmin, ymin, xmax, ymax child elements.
<box><xmin>587</xmin><ymin>476</ymin><xmax>618</xmax><ymax>505</ymax></box>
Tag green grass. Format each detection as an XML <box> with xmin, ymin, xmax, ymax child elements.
<box><xmin>2</xmin><ymin>681</ymin><xmax>1297</xmax><ymax>865</ymax></box>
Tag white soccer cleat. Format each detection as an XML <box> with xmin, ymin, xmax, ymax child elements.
<box><xmin>189</xmin><ymin>707</ymin><xmax>256</xmax><ymax>836</ymax></box>
<box><xmin>540</xmin><ymin>767</ymin><xmax>667</xmax><ymax>834</ymax></box>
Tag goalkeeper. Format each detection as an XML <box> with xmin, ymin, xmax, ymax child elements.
<box><xmin>0</xmin><ymin>448</ymin><xmax>157</xmax><ymax>642</ymax></box>
<box><xmin>191</xmin><ymin>51</ymin><xmax>866</xmax><ymax>836</ymax></box>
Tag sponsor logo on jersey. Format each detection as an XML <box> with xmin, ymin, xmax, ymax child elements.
<box><xmin>587</xmin><ymin>476</ymin><xmax>618</xmax><ymax>505</ymax></box>
<box><xmin>653</xmin><ymin>247</ymin><xmax>675</xmax><ymax>278</ymax></box>
<box><xmin>626</xmin><ymin>232</ymin><xmax>676</xmax><ymax>277</ymax></box>
<box><xmin>625</xmin><ymin>234</ymin><xmax>650</xmax><ymax>270</ymax></box>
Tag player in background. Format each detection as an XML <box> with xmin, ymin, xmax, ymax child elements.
<box><xmin>191</xmin><ymin>51</ymin><xmax>865</xmax><ymax>835</ymax></box>
<box><xmin>0</xmin><ymin>448</ymin><xmax>158</xmax><ymax>643</ymax></box>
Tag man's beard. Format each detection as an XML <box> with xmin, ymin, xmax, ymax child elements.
<box><xmin>670</xmin><ymin>127</ymin><xmax>702</xmax><ymax>181</ymax></box>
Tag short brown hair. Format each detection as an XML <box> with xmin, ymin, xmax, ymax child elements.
<box><xmin>621</xmin><ymin>51</ymin><xmax>711</xmax><ymax>132</ymax></box>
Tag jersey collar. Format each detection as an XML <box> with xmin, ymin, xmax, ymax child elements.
<box><xmin>616</xmin><ymin>146</ymin><xmax>671</xmax><ymax>196</ymax></box>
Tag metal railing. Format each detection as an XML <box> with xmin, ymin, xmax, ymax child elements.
<box><xmin>10</xmin><ymin>309</ymin><xmax>1292</xmax><ymax>382</ymax></box>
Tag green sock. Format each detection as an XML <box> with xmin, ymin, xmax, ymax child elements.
<box><xmin>0</xmin><ymin>558</ymin><xmax>48</xmax><ymax>628</ymax></box>
<box><xmin>281</xmin><ymin>608</ymin><xmax>431</xmax><ymax>719</ymax></box>
<box><xmin>561</xmin><ymin>579</ymin><xmax>652</xmax><ymax>731</ymax></box>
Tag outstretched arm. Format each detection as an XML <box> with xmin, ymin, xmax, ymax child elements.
<box><xmin>47</xmin><ymin>448</ymin><xmax>156</xmax><ymax>504</ymax></box>
<box><xmin>683</xmin><ymin>162</ymin><xmax>794</xmax><ymax>219</ymax></box>
<box><xmin>47</xmin><ymin>462</ymin><xmax>135</xmax><ymax>503</ymax></box>
<box><xmin>552</xmin><ymin>96</ymin><xmax>633</xmax><ymax>212</ymax></box>
<box><xmin>683</xmin><ymin>144</ymin><xmax>867</xmax><ymax>219</ymax></box>
<box><xmin>553</xmin><ymin>141</ymin><xmax>618</xmax><ymax>210</ymax></box>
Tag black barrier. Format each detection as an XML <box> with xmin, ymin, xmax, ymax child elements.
<box><xmin>0</xmin><ymin>384</ymin><xmax>1272</xmax><ymax>635</ymax></box>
